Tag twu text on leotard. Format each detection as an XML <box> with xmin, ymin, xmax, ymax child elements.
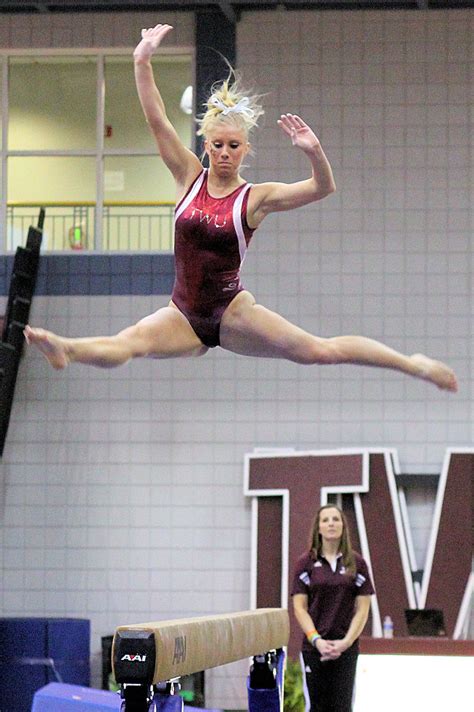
<box><xmin>172</xmin><ymin>169</ymin><xmax>255</xmax><ymax>347</ymax></box>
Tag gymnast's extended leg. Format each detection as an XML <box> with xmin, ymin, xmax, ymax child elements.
<box><xmin>24</xmin><ymin>305</ymin><xmax>207</xmax><ymax>369</ymax></box>
<box><xmin>219</xmin><ymin>291</ymin><xmax>458</xmax><ymax>392</ymax></box>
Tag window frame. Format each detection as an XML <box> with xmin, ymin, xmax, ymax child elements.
<box><xmin>0</xmin><ymin>46</ymin><xmax>194</xmax><ymax>252</ymax></box>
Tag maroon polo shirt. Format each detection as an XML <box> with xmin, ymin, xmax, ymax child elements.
<box><xmin>291</xmin><ymin>550</ymin><xmax>375</xmax><ymax>651</ymax></box>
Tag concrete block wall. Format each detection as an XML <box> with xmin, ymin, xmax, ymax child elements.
<box><xmin>0</xmin><ymin>8</ymin><xmax>472</xmax><ymax>708</ymax></box>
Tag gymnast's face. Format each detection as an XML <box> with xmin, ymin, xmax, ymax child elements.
<box><xmin>318</xmin><ymin>507</ymin><xmax>343</xmax><ymax>543</ymax></box>
<box><xmin>204</xmin><ymin>124</ymin><xmax>250</xmax><ymax>177</ymax></box>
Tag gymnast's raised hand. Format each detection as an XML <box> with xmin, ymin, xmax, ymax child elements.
<box><xmin>278</xmin><ymin>112</ymin><xmax>321</xmax><ymax>151</ymax></box>
<box><xmin>24</xmin><ymin>23</ymin><xmax>458</xmax><ymax>393</ymax></box>
<box><xmin>133</xmin><ymin>24</ymin><xmax>173</xmax><ymax>61</ymax></box>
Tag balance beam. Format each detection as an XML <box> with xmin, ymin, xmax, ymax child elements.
<box><xmin>113</xmin><ymin>608</ymin><xmax>289</xmax><ymax>685</ymax></box>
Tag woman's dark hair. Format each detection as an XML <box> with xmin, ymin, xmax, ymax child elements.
<box><xmin>309</xmin><ymin>504</ymin><xmax>356</xmax><ymax>577</ymax></box>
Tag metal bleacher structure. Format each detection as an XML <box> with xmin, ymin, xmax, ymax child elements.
<box><xmin>0</xmin><ymin>208</ymin><xmax>44</xmax><ymax>456</ymax></box>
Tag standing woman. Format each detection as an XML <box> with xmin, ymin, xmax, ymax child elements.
<box><xmin>292</xmin><ymin>505</ymin><xmax>374</xmax><ymax>712</ymax></box>
<box><xmin>25</xmin><ymin>23</ymin><xmax>457</xmax><ymax>393</ymax></box>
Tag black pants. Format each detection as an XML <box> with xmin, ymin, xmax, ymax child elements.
<box><xmin>302</xmin><ymin>643</ymin><xmax>359</xmax><ymax>712</ymax></box>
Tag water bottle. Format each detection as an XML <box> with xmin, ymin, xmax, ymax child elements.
<box><xmin>383</xmin><ymin>615</ymin><xmax>394</xmax><ymax>639</ymax></box>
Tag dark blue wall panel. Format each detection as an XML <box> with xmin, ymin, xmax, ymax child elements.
<box><xmin>0</xmin><ymin>255</ymin><xmax>175</xmax><ymax>297</ymax></box>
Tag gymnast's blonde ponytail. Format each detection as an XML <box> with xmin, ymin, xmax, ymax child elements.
<box><xmin>196</xmin><ymin>66</ymin><xmax>264</xmax><ymax>138</ymax></box>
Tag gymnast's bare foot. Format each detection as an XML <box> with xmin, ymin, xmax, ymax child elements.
<box><xmin>24</xmin><ymin>325</ymin><xmax>70</xmax><ymax>370</ymax></box>
<box><xmin>411</xmin><ymin>353</ymin><xmax>458</xmax><ymax>392</ymax></box>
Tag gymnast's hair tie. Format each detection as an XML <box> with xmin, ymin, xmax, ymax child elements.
<box><xmin>209</xmin><ymin>95</ymin><xmax>255</xmax><ymax>118</ymax></box>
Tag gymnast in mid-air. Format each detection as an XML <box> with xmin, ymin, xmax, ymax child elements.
<box><xmin>25</xmin><ymin>23</ymin><xmax>457</xmax><ymax>392</ymax></box>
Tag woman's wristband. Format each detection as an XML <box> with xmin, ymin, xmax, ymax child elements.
<box><xmin>306</xmin><ymin>629</ymin><xmax>321</xmax><ymax>646</ymax></box>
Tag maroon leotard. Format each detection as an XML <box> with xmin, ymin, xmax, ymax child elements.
<box><xmin>172</xmin><ymin>169</ymin><xmax>255</xmax><ymax>347</ymax></box>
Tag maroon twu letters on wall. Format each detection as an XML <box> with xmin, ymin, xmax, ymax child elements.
<box><xmin>244</xmin><ymin>448</ymin><xmax>473</xmax><ymax>658</ymax></box>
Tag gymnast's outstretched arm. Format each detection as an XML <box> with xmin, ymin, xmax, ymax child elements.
<box><xmin>133</xmin><ymin>23</ymin><xmax>202</xmax><ymax>193</ymax></box>
<box><xmin>248</xmin><ymin>113</ymin><xmax>336</xmax><ymax>227</ymax></box>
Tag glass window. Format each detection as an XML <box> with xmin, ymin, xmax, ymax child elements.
<box><xmin>104</xmin><ymin>54</ymin><xmax>193</xmax><ymax>152</ymax></box>
<box><xmin>8</xmin><ymin>156</ymin><xmax>96</xmax><ymax>251</ymax></box>
<box><xmin>104</xmin><ymin>154</ymin><xmax>175</xmax><ymax>203</ymax></box>
<box><xmin>103</xmin><ymin>156</ymin><xmax>174</xmax><ymax>251</ymax></box>
<box><xmin>8</xmin><ymin>56</ymin><xmax>97</xmax><ymax>151</ymax></box>
<box><xmin>3</xmin><ymin>51</ymin><xmax>193</xmax><ymax>252</ymax></box>
<box><xmin>0</xmin><ymin>56</ymin><xmax>3</xmax><ymax>148</ymax></box>
<box><xmin>0</xmin><ymin>56</ymin><xmax>3</xmax><ymax>193</ymax></box>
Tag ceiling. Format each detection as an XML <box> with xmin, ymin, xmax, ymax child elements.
<box><xmin>1</xmin><ymin>1</ymin><xmax>473</xmax><ymax>23</ymax></box>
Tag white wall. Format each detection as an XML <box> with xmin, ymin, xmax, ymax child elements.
<box><xmin>0</xmin><ymin>8</ymin><xmax>473</xmax><ymax>709</ymax></box>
